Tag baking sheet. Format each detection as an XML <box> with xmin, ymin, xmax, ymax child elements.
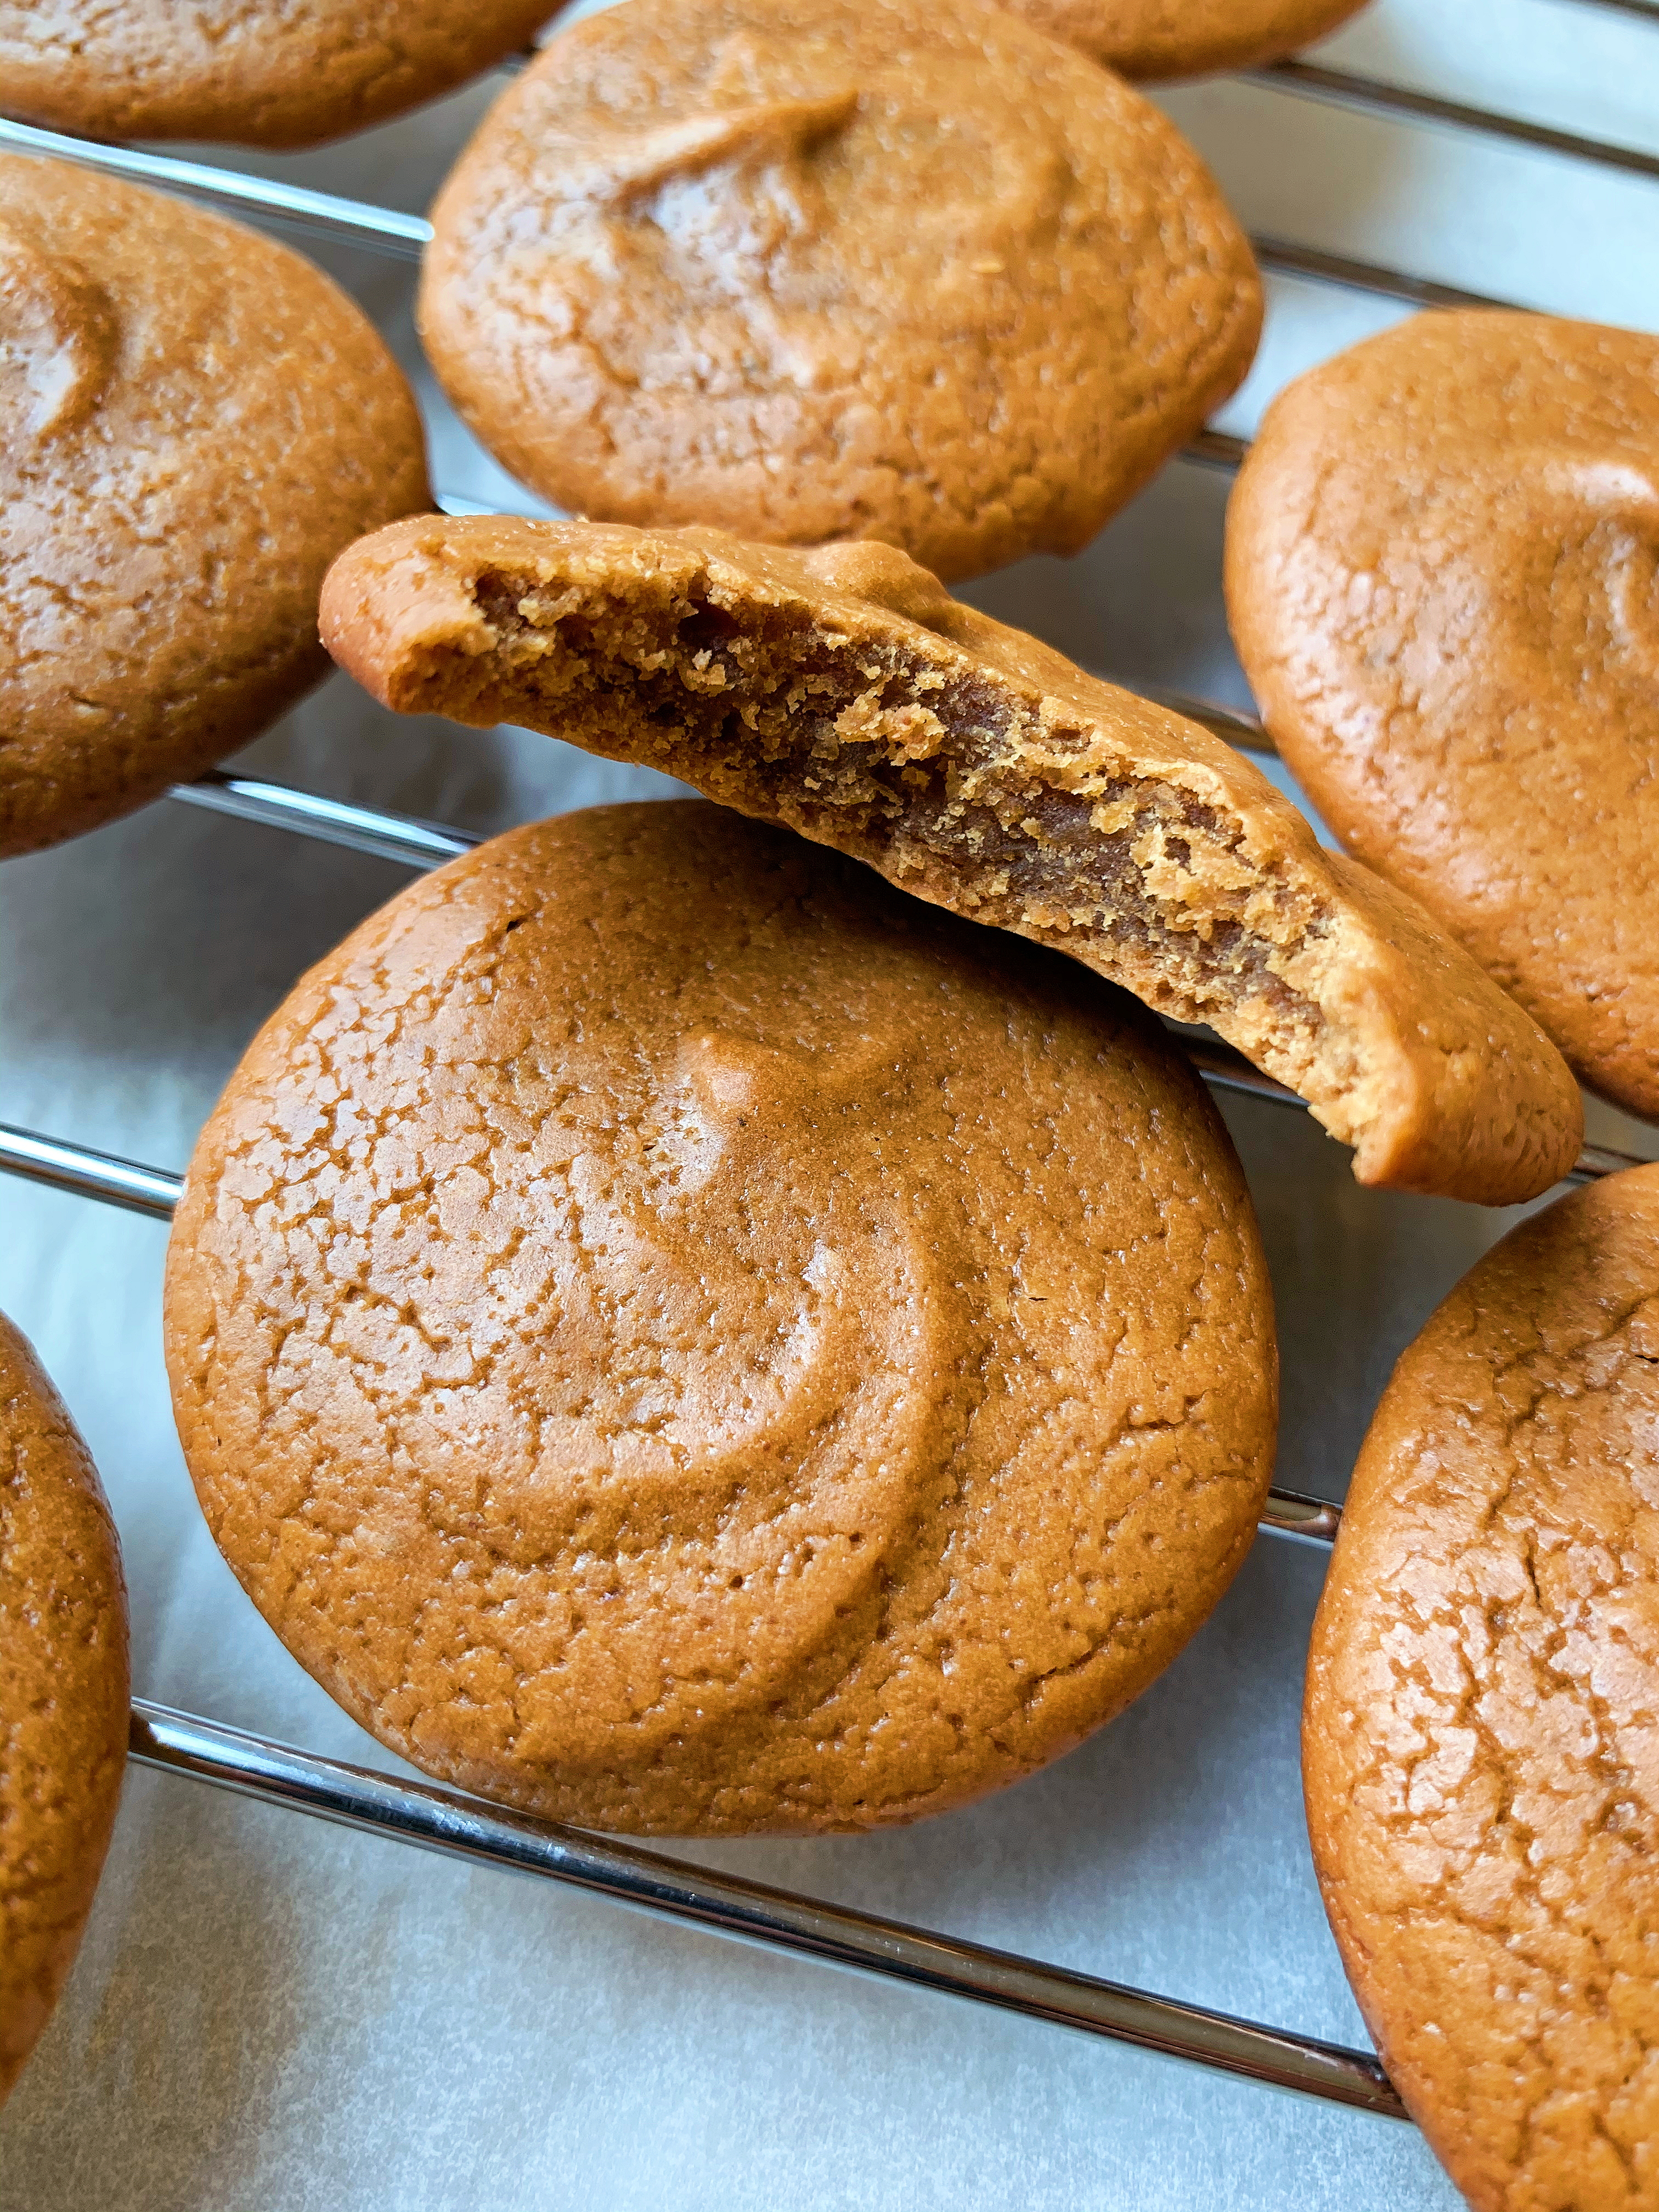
<box><xmin>2</xmin><ymin>4</ymin><xmax>1657</xmax><ymax>2203</ymax></box>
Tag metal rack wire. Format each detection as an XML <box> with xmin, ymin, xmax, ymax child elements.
<box><xmin>2</xmin><ymin>8</ymin><xmax>1655</xmax><ymax>2135</ymax></box>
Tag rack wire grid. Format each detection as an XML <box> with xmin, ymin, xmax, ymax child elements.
<box><xmin>2</xmin><ymin>3</ymin><xmax>1657</xmax><ymax>2204</ymax></box>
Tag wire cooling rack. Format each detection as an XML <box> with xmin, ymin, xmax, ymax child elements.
<box><xmin>1</xmin><ymin>2</ymin><xmax>1656</xmax><ymax>2153</ymax></box>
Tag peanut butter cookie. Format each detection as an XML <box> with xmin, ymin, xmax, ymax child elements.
<box><xmin>0</xmin><ymin>1</ymin><xmax>557</xmax><ymax>149</ymax></box>
<box><xmin>165</xmin><ymin>802</ymin><xmax>1278</xmax><ymax>1837</ymax></box>
<box><xmin>1306</xmin><ymin>1163</ymin><xmax>1659</xmax><ymax>2211</ymax></box>
<box><xmin>419</xmin><ymin>0</ymin><xmax>1261</xmax><ymax>583</ymax></box>
<box><xmin>1</xmin><ymin>1311</ymin><xmax>129</xmax><ymax>2107</ymax></box>
<box><xmin>0</xmin><ymin>156</ymin><xmax>430</xmax><ymax>859</ymax></box>
<box><xmin>320</xmin><ymin>513</ymin><xmax>1584</xmax><ymax>1204</ymax></box>
<box><xmin>999</xmin><ymin>0</ymin><xmax>1368</xmax><ymax>79</ymax></box>
<box><xmin>1228</xmin><ymin>309</ymin><xmax>1659</xmax><ymax>1123</ymax></box>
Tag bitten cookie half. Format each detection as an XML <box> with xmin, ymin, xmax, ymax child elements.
<box><xmin>0</xmin><ymin>156</ymin><xmax>431</xmax><ymax>860</ymax></box>
<box><xmin>1305</xmin><ymin>1164</ymin><xmax>1659</xmax><ymax>2212</ymax></box>
<box><xmin>320</xmin><ymin>514</ymin><xmax>1584</xmax><ymax>1205</ymax></box>
<box><xmin>0</xmin><ymin>1</ymin><xmax>557</xmax><ymax>149</ymax></box>
<box><xmin>418</xmin><ymin>0</ymin><xmax>1261</xmax><ymax>584</ymax></box>
<box><xmin>165</xmin><ymin>802</ymin><xmax>1278</xmax><ymax>1837</ymax></box>
<box><xmin>1228</xmin><ymin>310</ymin><xmax>1659</xmax><ymax>1124</ymax></box>
<box><xmin>998</xmin><ymin>0</ymin><xmax>1368</xmax><ymax>79</ymax></box>
<box><xmin>1</xmin><ymin>1311</ymin><xmax>129</xmax><ymax>2108</ymax></box>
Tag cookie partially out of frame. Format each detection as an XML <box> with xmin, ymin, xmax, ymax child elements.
<box><xmin>419</xmin><ymin>0</ymin><xmax>1262</xmax><ymax>584</ymax></box>
<box><xmin>1305</xmin><ymin>1164</ymin><xmax>1659</xmax><ymax>2212</ymax></box>
<box><xmin>1</xmin><ymin>1311</ymin><xmax>129</xmax><ymax>2107</ymax></box>
<box><xmin>164</xmin><ymin>801</ymin><xmax>1278</xmax><ymax>1837</ymax></box>
<box><xmin>0</xmin><ymin>1</ymin><xmax>557</xmax><ymax>149</ymax></box>
<box><xmin>1228</xmin><ymin>309</ymin><xmax>1659</xmax><ymax>1122</ymax></box>
<box><xmin>999</xmin><ymin>0</ymin><xmax>1368</xmax><ymax>79</ymax></box>
<box><xmin>0</xmin><ymin>156</ymin><xmax>430</xmax><ymax>859</ymax></box>
<box><xmin>319</xmin><ymin>512</ymin><xmax>1584</xmax><ymax>1205</ymax></box>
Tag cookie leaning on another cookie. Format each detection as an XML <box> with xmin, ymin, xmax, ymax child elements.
<box><xmin>0</xmin><ymin>157</ymin><xmax>430</xmax><ymax>860</ymax></box>
<box><xmin>320</xmin><ymin>513</ymin><xmax>1584</xmax><ymax>1205</ymax></box>
<box><xmin>165</xmin><ymin>802</ymin><xmax>1279</xmax><ymax>1837</ymax></box>
<box><xmin>1</xmin><ymin>1311</ymin><xmax>129</xmax><ymax>2108</ymax></box>
<box><xmin>1228</xmin><ymin>309</ymin><xmax>1659</xmax><ymax>1123</ymax></box>
<box><xmin>419</xmin><ymin>0</ymin><xmax>1261</xmax><ymax>584</ymax></box>
<box><xmin>0</xmin><ymin>1</ymin><xmax>558</xmax><ymax>149</ymax></box>
<box><xmin>996</xmin><ymin>0</ymin><xmax>1368</xmax><ymax>79</ymax></box>
<box><xmin>1305</xmin><ymin>1164</ymin><xmax>1659</xmax><ymax>2212</ymax></box>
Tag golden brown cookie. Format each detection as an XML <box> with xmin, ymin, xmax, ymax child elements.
<box><xmin>1305</xmin><ymin>1163</ymin><xmax>1659</xmax><ymax>2212</ymax></box>
<box><xmin>1</xmin><ymin>1311</ymin><xmax>129</xmax><ymax>2108</ymax></box>
<box><xmin>1227</xmin><ymin>310</ymin><xmax>1659</xmax><ymax>1124</ymax></box>
<box><xmin>164</xmin><ymin>801</ymin><xmax>1278</xmax><ymax>1837</ymax></box>
<box><xmin>320</xmin><ymin>513</ymin><xmax>1584</xmax><ymax>1205</ymax></box>
<box><xmin>996</xmin><ymin>0</ymin><xmax>1368</xmax><ymax>78</ymax></box>
<box><xmin>0</xmin><ymin>2</ymin><xmax>556</xmax><ymax>149</ymax></box>
<box><xmin>418</xmin><ymin>0</ymin><xmax>1261</xmax><ymax>584</ymax></box>
<box><xmin>0</xmin><ymin>155</ymin><xmax>430</xmax><ymax>860</ymax></box>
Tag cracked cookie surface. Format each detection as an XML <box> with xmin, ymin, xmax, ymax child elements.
<box><xmin>1228</xmin><ymin>310</ymin><xmax>1659</xmax><ymax>1123</ymax></box>
<box><xmin>419</xmin><ymin>0</ymin><xmax>1261</xmax><ymax>584</ymax></box>
<box><xmin>0</xmin><ymin>155</ymin><xmax>430</xmax><ymax>859</ymax></box>
<box><xmin>164</xmin><ymin>801</ymin><xmax>1278</xmax><ymax>1836</ymax></box>
<box><xmin>995</xmin><ymin>0</ymin><xmax>1368</xmax><ymax>78</ymax></box>
<box><xmin>1</xmin><ymin>1310</ymin><xmax>129</xmax><ymax>2108</ymax></box>
<box><xmin>0</xmin><ymin>0</ymin><xmax>558</xmax><ymax>148</ymax></box>
<box><xmin>1305</xmin><ymin>1163</ymin><xmax>1659</xmax><ymax>2211</ymax></box>
<box><xmin>321</xmin><ymin>513</ymin><xmax>1583</xmax><ymax>1203</ymax></box>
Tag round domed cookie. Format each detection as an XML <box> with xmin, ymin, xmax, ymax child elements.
<box><xmin>0</xmin><ymin>155</ymin><xmax>430</xmax><ymax>860</ymax></box>
<box><xmin>994</xmin><ymin>0</ymin><xmax>1368</xmax><ymax>79</ymax></box>
<box><xmin>1227</xmin><ymin>309</ymin><xmax>1659</xmax><ymax>1123</ymax></box>
<box><xmin>1305</xmin><ymin>1163</ymin><xmax>1659</xmax><ymax>2210</ymax></box>
<box><xmin>1</xmin><ymin>1310</ymin><xmax>129</xmax><ymax>2108</ymax></box>
<box><xmin>0</xmin><ymin>2</ymin><xmax>558</xmax><ymax>150</ymax></box>
<box><xmin>417</xmin><ymin>0</ymin><xmax>1262</xmax><ymax>585</ymax></box>
<box><xmin>165</xmin><ymin>800</ymin><xmax>1279</xmax><ymax>1837</ymax></box>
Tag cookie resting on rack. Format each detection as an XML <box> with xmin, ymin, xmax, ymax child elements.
<box><xmin>0</xmin><ymin>0</ymin><xmax>558</xmax><ymax>148</ymax></box>
<box><xmin>319</xmin><ymin>512</ymin><xmax>1584</xmax><ymax>1205</ymax></box>
<box><xmin>163</xmin><ymin>801</ymin><xmax>1279</xmax><ymax>1838</ymax></box>
<box><xmin>417</xmin><ymin>0</ymin><xmax>1261</xmax><ymax>584</ymax></box>
<box><xmin>1305</xmin><ymin>1163</ymin><xmax>1659</xmax><ymax>2212</ymax></box>
<box><xmin>0</xmin><ymin>156</ymin><xmax>430</xmax><ymax>860</ymax></box>
<box><xmin>1</xmin><ymin>1310</ymin><xmax>129</xmax><ymax>2108</ymax></box>
<box><xmin>1228</xmin><ymin>309</ymin><xmax>1659</xmax><ymax>1123</ymax></box>
<box><xmin>995</xmin><ymin>0</ymin><xmax>1368</xmax><ymax>78</ymax></box>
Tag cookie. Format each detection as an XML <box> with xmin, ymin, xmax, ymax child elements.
<box><xmin>997</xmin><ymin>0</ymin><xmax>1368</xmax><ymax>78</ymax></box>
<box><xmin>417</xmin><ymin>0</ymin><xmax>1262</xmax><ymax>584</ymax></box>
<box><xmin>164</xmin><ymin>801</ymin><xmax>1278</xmax><ymax>1837</ymax></box>
<box><xmin>1304</xmin><ymin>1164</ymin><xmax>1659</xmax><ymax>2211</ymax></box>
<box><xmin>1227</xmin><ymin>309</ymin><xmax>1659</xmax><ymax>1124</ymax></box>
<box><xmin>0</xmin><ymin>156</ymin><xmax>430</xmax><ymax>860</ymax></box>
<box><xmin>0</xmin><ymin>2</ymin><xmax>557</xmax><ymax>149</ymax></box>
<box><xmin>319</xmin><ymin>514</ymin><xmax>1584</xmax><ymax>1205</ymax></box>
<box><xmin>1</xmin><ymin>1311</ymin><xmax>129</xmax><ymax>2107</ymax></box>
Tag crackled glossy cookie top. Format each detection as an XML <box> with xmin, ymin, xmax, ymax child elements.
<box><xmin>0</xmin><ymin>156</ymin><xmax>429</xmax><ymax>860</ymax></box>
<box><xmin>1</xmin><ymin>1311</ymin><xmax>129</xmax><ymax>2107</ymax></box>
<box><xmin>1229</xmin><ymin>309</ymin><xmax>1659</xmax><ymax>1120</ymax></box>
<box><xmin>419</xmin><ymin>0</ymin><xmax>1261</xmax><ymax>583</ymax></box>
<box><xmin>165</xmin><ymin>802</ymin><xmax>1278</xmax><ymax>1837</ymax></box>
<box><xmin>1306</xmin><ymin>1163</ymin><xmax>1659</xmax><ymax>2211</ymax></box>
<box><xmin>0</xmin><ymin>0</ymin><xmax>558</xmax><ymax>148</ymax></box>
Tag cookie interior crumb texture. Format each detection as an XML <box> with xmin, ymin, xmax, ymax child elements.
<box><xmin>0</xmin><ymin>156</ymin><xmax>431</xmax><ymax>860</ymax></box>
<box><xmin>418</xmin><ymin>0</ymin><xmax>1262</xmax><ymax>582</ymax></box>
<box><xmin>994</xmin><ymin>0</ymin><xmax>1369</xmax><ymax>80</ymax></box>
<box><xmin>0</xmin><ymin>1311</ymin><xmax>130</xmax><ymax>2108</ymax></box>
<box><xmin>0</xmin><ymin>1</ymin><xmax>560</xmax><ymax>149</ymax></box>
<box><xmin>320</xmin><ymin>514</ymin><xmax>1584</xmax><ymax>1205</ymax></box>
<box><xmin>1305</xmin><ymin>1163</ymin><xmax>1659</xmax><ymax>2212</ymax></box>
<box><xmin>164</xmin><ymin>802</ymin><xmax>1279</xmax><ymax>1837</ymax></box>
<box><xmin>1228</xmin><ymin>309</ymin><xmax>1659</xmax><ymax>1127</ymax></box>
